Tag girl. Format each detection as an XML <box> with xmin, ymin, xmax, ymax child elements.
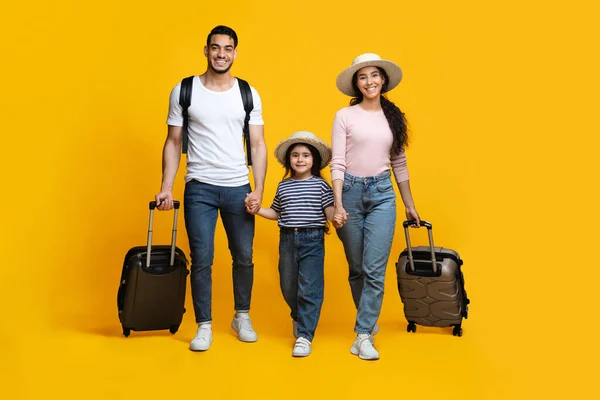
<box><xmin>247</xmin><ymin>131</ymin><xmax>338</xmax><ymax>357</ymax></box>
<box><xmin>331</xmin><ymin>53</ymin><xmax>421</xmax><ymax>360</ymax></box>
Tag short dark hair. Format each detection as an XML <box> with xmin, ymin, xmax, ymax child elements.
<box><xmin>206</xmin><ymin>25</ymin><xmax>238</xmax><ymax>48</ymax></box>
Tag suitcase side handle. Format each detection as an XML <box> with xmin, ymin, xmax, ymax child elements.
<box><xmin>146</xmin><ymin>201</ymin><xmax>180</xmax><ymax>268</ymax></box>
<box><xmin>402</xmin><ymin>220</ymin><xmax>437</xmax><ymax>274</ymax></box>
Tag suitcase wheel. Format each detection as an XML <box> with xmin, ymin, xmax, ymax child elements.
<box><xmin>122</xmin><ymin>327</ymin><xmax>131</xmax><ymax>337</ymax></box>
<box><xmin>169</xmin><ymin>325</ymin><xmax>179</xmax><ymax>335</ymax></box>
<box><xmin>452</xmin><ymin>326</ymin><xmax>463</xmax><ymax>337</ymax></box>
<box><xmin>406</xmin><ymin>322</ymin><xmax>417</xmax><ymax>333</ymax></box>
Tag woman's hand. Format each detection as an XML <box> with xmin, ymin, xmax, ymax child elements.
<box><xmin>405</xmin><ymin>207</ymin><xmax>421</xmax><ymax>227</ymax></box>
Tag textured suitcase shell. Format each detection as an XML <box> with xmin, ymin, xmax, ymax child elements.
<box><xmin>397</xmin><ymin>246</ymin><xmax>466</xmax><ymax>328</ymax></box>
<box><xmin>396</xmin><ymin>220</ymin><xmax>469</xmax><ymax>336</ymax></box>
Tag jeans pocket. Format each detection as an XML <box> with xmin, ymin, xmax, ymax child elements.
<box><xmin>342</xmin><ymin>180</ymin><xmax>352</xmax><ymax>192</ymax></box>
<box><xmin>307</xmin><ymin>229</ymin><xmax>324</xmax><ymax>242</ymax></box>
<box><xmin>376</xmin><ymin>179</ymin><xmax>393</xmax><ymax>192</ymax></box>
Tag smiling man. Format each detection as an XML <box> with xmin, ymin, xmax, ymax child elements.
<box><xmin>155</xmin><ymin>25</ymin><xmax>268</xmax><ymax>352</ymax></box>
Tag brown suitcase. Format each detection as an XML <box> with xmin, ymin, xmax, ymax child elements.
<box><xmin>117</xmin><ymin>201</ymin><xmax>189</xmax><ymax>337</ymax></box>
<box><xmin>396</xmin><ymin>220</ymin><xmax>470</xmax><ymax>336</ymax></box>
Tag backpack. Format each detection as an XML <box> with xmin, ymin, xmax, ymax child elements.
<box><xmin>178</xmin><ymin>76</ymin><xmax>254</xmax><ymax>165</ymax></box>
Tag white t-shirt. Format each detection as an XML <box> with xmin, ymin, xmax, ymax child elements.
<box><xmin>166</xmin><ymin>76</ymin><xmax>264</xmax><ymax>187</ymax></box>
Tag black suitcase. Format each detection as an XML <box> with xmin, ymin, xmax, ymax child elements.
<box><xmin>396</xmin><ymin>220</ymin><xmax>470</xmax><ymax>337</ymax></box>
<box><xmin>117</xmin><ymin>200</ymin><xmax>189</xmax><ymax>337</ymax></box>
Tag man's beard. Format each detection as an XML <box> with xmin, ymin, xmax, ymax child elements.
<box><xmin>210</xmin><ymin>60</ymin><xmax>233</xmax><ymax>74</ymax></box>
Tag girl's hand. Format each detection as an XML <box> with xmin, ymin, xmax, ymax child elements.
<box><xmin>333</xmin><ymin>215</ymin><xmax>344</xmax><ymax>228</ymax></box>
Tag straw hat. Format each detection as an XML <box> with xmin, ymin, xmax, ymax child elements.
<box><xmin>274</xmin><ymin>131</ymin><xmax>332</xmax><ymax>169</ymax></box>
<box><xmin>336</xmin><ymin>53</ymin><xmax>403</xmax><ymax>97</ymax></box>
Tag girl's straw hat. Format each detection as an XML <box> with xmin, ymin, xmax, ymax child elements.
<box><xmin>274</xmin><ymin>131</ymin><xmax>332</xmax><ymax>169</ymax></box>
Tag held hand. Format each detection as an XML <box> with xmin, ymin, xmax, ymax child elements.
<box><xmin>155</xmin><ymin>190</ymin><xmax>174</xmax><ymax>211</ymax></box>
<box><xmin>405</xmin><ymin>207</ymin><xmax>421</xmax><ymax>227</ymax></box>
<box><xmin>333</xmin><ymin>205</ymin><xmax>349</xmax><ymax>228</ymax></box>
<box><xmin>245</xmin><ymin>199</ymin><xmax>260</xmax><ymax>215</ymax></box>
<box><xmin>245</xmin><ymin>192</ymin><xmax>262</xmax><ymax>215</ymax></box>
<box><xmin>333</xmin><ymin>214</ymin><xmax>345</xmax><ymax>229</ymax></box>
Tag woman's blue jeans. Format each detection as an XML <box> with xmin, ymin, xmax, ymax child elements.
<box><xmin>335</xmin><ymin>170</ymin><xmax>396</xmax><ymax>334</ymax></box>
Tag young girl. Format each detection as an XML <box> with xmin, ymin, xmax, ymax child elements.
<box><xmin>246</xmin><ymin>131</ymin><xmax>338</xmax><ymax>357</ymax></box>
<box><xmin>331</xmin><ymin>53</ymin><xmax>421</xmax><ymax>360</ymax></box>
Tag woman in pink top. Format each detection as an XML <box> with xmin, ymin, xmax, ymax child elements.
<box><xmin>331</xmin><ymin>53</ymin><xmax>421</xmax><ymax>360</ymax></box>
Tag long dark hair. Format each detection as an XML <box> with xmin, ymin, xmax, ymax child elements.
<box><xmin>350</xmin><ymin>67</ymin><xmax>409</xmax><ymax>154</ymax></box>
<box><xmin>282</xmin><ymin>143</ymin><xmax>330</xmax><ymax>234</ymax></box>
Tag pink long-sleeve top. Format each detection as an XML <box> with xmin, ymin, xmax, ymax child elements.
<box><xmin>330</xmin><ymin>105</ymin><xmax>409</xmax><ymax>184</ymax></box>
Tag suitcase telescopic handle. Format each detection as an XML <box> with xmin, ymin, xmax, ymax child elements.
<box><xmin>149</xmin><ymin>200</ymin><xmax>180</xmax><ymax>210</ymax></box>
<box><xmin>402</xmin><ymin>220</ymin><xmax>432</xmax><ymax>229</ymax></box>
<box><xmin>146</xmin><ymin>201</ymin><xmax>180</xmax><ymax>268</ymax></box>
<box><xmin>402</xmin><ymin>220</ymin><xmax>438</xmax><ymax>274</ymax></box>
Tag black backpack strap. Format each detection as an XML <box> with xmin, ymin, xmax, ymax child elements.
<box><xmin>237</xmin><ymin>78</ymin><xmax>254</xmax><ymax>166</ymax></box>
<box><xmin>179</xmin><ymin>76</ymin><xmax>194</xmax><ymax>154</ymax></box>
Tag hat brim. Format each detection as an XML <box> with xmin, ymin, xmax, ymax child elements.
<box><xmin>274</xmin><ymin>138</ymin><xmax>332</xmax><ymax>170</ymax></box>
<box><xmin>336</xmin><ymin>59</ymin><xmax>403</xmax><ymax>97</ymax></box>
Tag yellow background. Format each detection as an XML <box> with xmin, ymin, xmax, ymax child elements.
<box><xmin>1</xmin><ymin>0</ymin><xmax>598</xmax><ymax>399</ymax></box>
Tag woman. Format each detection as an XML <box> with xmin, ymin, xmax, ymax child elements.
<box><xmin>331</xmin><ymin>53</ymin><xmax>420</xmax><ymax>360</ymax></box>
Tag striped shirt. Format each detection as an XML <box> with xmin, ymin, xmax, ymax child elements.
<box><xmin>271</xmin><ymin>176</ymin><xmax>334</xmax><ymax>228</ymax></box>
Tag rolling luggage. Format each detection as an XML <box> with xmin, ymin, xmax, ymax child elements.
<box><xmin>117</xmin><ymin>200</ymin><xmax>189</xmax><ymax>337</ymax></box>
<box><xmin>396</xmin><ymin>220</ymin><xmax>470</xmax><ymax>336</ymax></box>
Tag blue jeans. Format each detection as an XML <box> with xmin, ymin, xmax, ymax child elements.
<box><xmin>183</xmin><ymin>180</ymin><xmax>255</xmax><ymax>323</ymax></box>
<box><xmin>335</xmin><ymin>170</ymin><xmax>396</xmax><ymax>334</ymax></box>
<box><xmin>278</xmin><ymin>227</ymin><xmax>325</xmax><ymax>342</ymax></box>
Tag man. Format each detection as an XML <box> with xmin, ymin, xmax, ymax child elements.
<box><xmin>155</xmin><ymin>25</ymin><xmax>267</xmax><ymax>352</ymax></box>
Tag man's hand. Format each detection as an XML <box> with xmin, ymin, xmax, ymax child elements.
<box><xmin>155</xmin><ymin>190</ymin><xmax>174</xmax><ymax>211</ymax></box>
<box><xmin>245</xmin><ymin>191</ymin><xmax>262</xmax><ymax>215</ymax></box>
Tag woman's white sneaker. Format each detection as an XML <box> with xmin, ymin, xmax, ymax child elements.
<box><xmin>350</xmin><ymin>333</ymin><xmax>379</xmax><ymax>360</ymax></box>
<box><xmin>370</xmin><ymin>323</ymin><xmax>380</xmax><ymax>344</ymax></box>
<box><xmin>292</xmin><ymin>337</ymin><xmax>312</xmax><ymax>357</ymax></box>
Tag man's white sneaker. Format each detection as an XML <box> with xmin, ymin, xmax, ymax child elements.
<box><xmin>350</xmin><ymin>333</ymin><xmax>380</xmax><ymax>360</ymax></box>
<box><xmin>292</xmin><ymin>337</ymin><xmax>312</xmax><ymax>357</ymax></box>
<box><xmin>293</xmin><ymin>320</ymin><xmax>298</xmax><ymax>339</ymax></box>
<box><xmin>190</xmin><ymin>324</ymin><xmax>212</xmax><ymax>352</ymax></box>
<box><xmin>231</xmin><ymin>313</ymin><xmax>258</xmax><ymax>342</ymax></box>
